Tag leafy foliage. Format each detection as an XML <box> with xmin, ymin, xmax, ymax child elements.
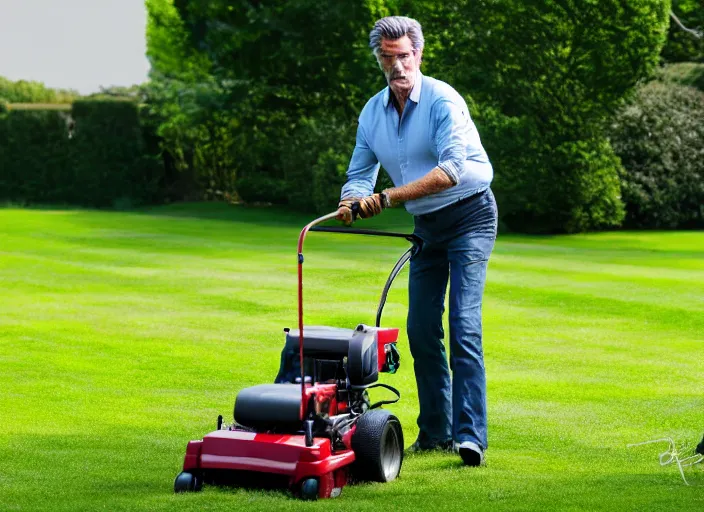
<box><xmin>144</xmin><ymin>0</ymin><xmax>234</xmax><ymax>200</ymax></box>
<box><xmin>165</xmin><ymin>0</ymin><xmax>392</xmax><ymax>206</ymax></box>
<box><xmin>0</xmin><ymin>100</ymin><xmax>163</xmax><ymax>207</ymax></box>
<box><xmin>662</xmin><ymin>0</ymin><xmax>704</xmax><ymax>63</ymax></box>
<box><xmin>478</xmin><ymin>108</ymin><xmax>625</xmax><ymax>233</ymax></box>
<box><xmin>610</xmin><ymin>81</ymin><xmax>704</xmax><ymax>228</ymax></box>
<box><xmin>406</xmin><ymin>0</ymin><xmax>669</xmax><ymax>232</ymax></box>
<box><xmin>0</xmin><ymin>76</ymin><xmax>78</xmax><ymax>103</ymax></box>
<box><xmin>70</xmin><ymin>99</ymin><xmax>163</xmax><ymax>207</ymax></box>
<box><xmin>147</xmin><ymin>0</ymin><xmax>671</xmax><ymax>232</ymax></box>
<box><xmin>281</xmin><ymin>115</ymin><xmax>358</xmax><ymax>213</ymax></box>
<box><xmin>656</xmin><ymin>61</ymin><xmax>704</xmax><ymax>90</ymax></box>
<box><xmin>414</xmin><ymin>0</ymin><xmax>669</xmax><ymax>131</ymax></box>
<box><xmin>0</xmin><ymin>110</ymin><xmax>72</xmax><ymax>203</ymax></box>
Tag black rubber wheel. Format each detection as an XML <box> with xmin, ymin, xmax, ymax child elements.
<box><xmin>351</xmin><ymin>409</ymin><xmax>404</xmax><ymax>482</ymax></box>
<box><xmin>174</xmin><ymin>471</ymin><xmax>202</xmax><ymax>493</ymax></box>
<box><xmin>300</xmin><ymin>477</ymin><xmax>319</xmax><ymax>500</ymax></box>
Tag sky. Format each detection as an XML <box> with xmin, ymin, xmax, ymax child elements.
<box><xmin>0</xmin><ymin>0</ymin><xmax>150</xmax><ymax>94</ymax></box>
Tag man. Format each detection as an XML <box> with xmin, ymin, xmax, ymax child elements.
<box><xmin>337</xmin><ymin>16</ymin><xmax>497</xmax><ymax>467</ymax></box>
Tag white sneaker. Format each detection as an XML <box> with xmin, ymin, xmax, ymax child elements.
<box><xmin>458</xmin><ymin>441</ymin><xmax>485</xmax><ymax>466</ymax></box>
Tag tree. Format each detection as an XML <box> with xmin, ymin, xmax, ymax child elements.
<box><xmin>0</xmin><ymin>76</ymin><xmax>78</xmax><ymax>103</ymax></box>
<box><xmin>144</xmin><ymin>0</ymin><xmax>234</xmax><ymax>199</ymax></box>
<box><xmin>167</xmin><ymin>0</ymin><xmax>394</xmax><ymax>203</ymax></box>
<box><xmin>403</xmin><ymin>0</ymin><xmax>670</xmax><ymax>231</ymax></box>
<box><xmin>663</xmin><ymin>0</ymin><xmax>704</xmax><ymax>62</ymax></box>
<box><xmin>159</xmin><ymin>1</ymin><xmax>670</xmax><ymax>231</ymax></box>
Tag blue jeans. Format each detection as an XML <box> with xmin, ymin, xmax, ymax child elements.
<box><xmin>407</xmin><ymin>188</ymin><xmax>497</xmax><ymax>449</ymax></box>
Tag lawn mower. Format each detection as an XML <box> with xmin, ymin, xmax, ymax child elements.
<box><xmin>174</xmin><ymin>210</ymin><xmax>420</xmax><ymax>499</ymax></box>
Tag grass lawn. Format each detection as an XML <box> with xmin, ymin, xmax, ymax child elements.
<box><xmin>1</xmin><ymin>203</ymin><xmax>702</xmax><ymax>511</ymax></box>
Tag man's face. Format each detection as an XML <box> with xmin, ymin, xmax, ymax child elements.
<box><xmin>378</xmin><ymin>35</ymin><xmax>422</xmax><ymax>99</ymax></box>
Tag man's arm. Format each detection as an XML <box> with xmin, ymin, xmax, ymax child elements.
<box><xmin>384</xmin><ymin>167</ymin><xmax>454</xmax><ymax>205</ymax></box>
<box><xmin>349</xmin><ymin>167</ymin><xmax>454</xmax><ymax>221</ymax></box>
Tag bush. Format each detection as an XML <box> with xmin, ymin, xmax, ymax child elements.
<box><xmin>165</xmin><ymin>0</ymin><xmax>388</xmax><ymax>209</ymax></box>
<box><xmin>480</xmin><ymin>108</ymin><xmax>625</xmax><ymax>233</ymax></box>
<box><xmin>656</xmin><ymin>62</ymin><xmax>704</xmax><ymax>91</ymax></box>
<box><xmin>232</xmin><ymin>110</ymin><xmax>290</xmax><ymax>206</ymax></box>
<box><xmin>610</xmin><ymin>81</ymin><xmax>704</xmax><ymax>229</ymax></box>
<box><xmin>0</xmin><ymin>100</ymin><xmax>164</xmax><ymax>207</ymax></box>
<box><xmin>279</xmin><ymin>115</ymin><xmax>357</xmax><ymax>213</ymax></box>
<box><xmin>0</xmin><ymin>110</ymin><xmax>72</xmax><ymax>203</ymax></box>
<box><xmin>0</xmin><ymin>76</ymin><xmax>78</xmax><ymax>103</ymax></box>
<box><xmin>71</xmin><ymin>99</ymin><xmax>163</xmax><ymax>207</ymax></box>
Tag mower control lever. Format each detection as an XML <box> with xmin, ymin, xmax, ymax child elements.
<box><xmin>304</xmin><ymin>420</ymin><xmax>314</xmax><ymax>447</ymax></box>
<box><xmin>351</xmin><ymin>202</ymin><xmax>360</xmax><ymax>221</ymax></box>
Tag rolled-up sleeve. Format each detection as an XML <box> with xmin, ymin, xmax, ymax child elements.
<box><xmin>434</xmin><ymin>100</ymin><xmax>469</xmax><ymax>185</ymax></box>
<box><xmin>340</xmin><ymin>123</ymin><xmax>380</xmax><ymax>200</ymax></box>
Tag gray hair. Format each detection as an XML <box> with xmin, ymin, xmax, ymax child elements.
<box><xmin>369</xmin><ymin>16</ymin><xmax>425</xmax><ymax>57</ymax></box>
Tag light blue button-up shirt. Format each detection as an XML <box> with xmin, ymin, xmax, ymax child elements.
<box><xmin>340</xmin><ymin>71</ymin><xmax>493</xmax><ymax>216</ymax></box>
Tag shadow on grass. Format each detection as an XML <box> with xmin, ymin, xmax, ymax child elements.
<box><xmin>199</xmin><ymin>468</ymin><xmax>409</xmax><ymax>500</ymax></box>
<box><xmin>203</xmin><ymin>469</ymin><xmax>295</xmax><ymax>498</ymax></box>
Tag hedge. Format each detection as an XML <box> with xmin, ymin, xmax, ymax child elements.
<box><xmin>71</xmin><ymin>99</ymin><xmax>162</xmax><ymax>207</ymax></box>
<box><xmin>0</xmin><ymin>109</ymin><xmax>72</xmax><ymax>203</ymax></box>
<box><xmin>0</xmin><ymin>99</ymin><xmax>164</xmax><ymax>207</ymax></box>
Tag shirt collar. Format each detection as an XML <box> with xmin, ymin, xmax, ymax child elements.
<box><xmin>383</xmin><ymin>70</ymin><xmax>423</xmax><ymax>108</ymax></box>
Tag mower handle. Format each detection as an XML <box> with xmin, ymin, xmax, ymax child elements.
<box><xmin>296</xmin><ymin>211</ymin><xmax>419</xmax><ymax>424</ymax></box>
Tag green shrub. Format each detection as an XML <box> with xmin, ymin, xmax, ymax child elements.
<box><xmin>279</xmin><ymin>115</ymin><xmax>356</xmax><ymax>213</ymax></box>
<box><xmin>0</xmin><ymin>100</ymin><xmax>164</xmax><ymax>207</ymax></box>
<box><xmin>662</xmin><ymin>0</ymin><xmax>704</xmax><ymax>63</ymax></box>
<box><xmin>610</xmin><ymin>81</ymin><xmax>704</xmax><ymax>229</ymax></box>
<box><xmin>230</xmin><ymin>109</ymin><xmax>289</xmax><ymax>206</ymax></box>
<box><xmin>71</xmin><ymin>99</ymin><xmax>163</xmax><ymax>207</ymax></box>
<box><xmin>0</xmin><ymin>76</ymin><xmax>78</xmax><ymax>103</ymax></box>
<box><xmin>656</xmin><ymin>62</ymin><xmax>704</xmax><ymax>90</ymax></box>
<box><xmin>0</xmin><ymin>110</ymin><xmax>72</xmax><ymax>203</ymax></box>
<box><xmin>481</xmin><ymin>108</ymin><xmax>625</xmax><ymax>233</ymax></box>
<box><xmin>310</xmin><ymin>148</ymin><xmax>352</xmax><ymax>214</ymax></box>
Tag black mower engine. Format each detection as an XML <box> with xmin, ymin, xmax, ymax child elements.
<box><xmin>274</xmin><ymin>324</ymin><xmax>400</xmax><ymax>387</ymax></box>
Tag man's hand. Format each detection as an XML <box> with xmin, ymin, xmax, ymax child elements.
<box><xmin>337</xmin><ymin>197</ymin><xmax>359</xmax><ymax>225</ymax></box>
<box><xmin>356</xmin><ymin>193</ymin><xmax>385</xmax><ymax>219</ymax></box>
<box><xmin>337</xmin><ymin>194</ymin><xmax>386</xmax><ymax>224</ymax></box>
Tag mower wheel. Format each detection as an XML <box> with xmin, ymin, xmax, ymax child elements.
<box><xmin>174</xmin><ymin>471</ymin><xmax>202</xmax><ymax>493</ymax></box>
<box><xmin>351</xmin><ymin>409</ymin><xmax>403</xmax><ymax>482</ymax></box>
<box><xmin>300</xmin><ymin>477</ymin><xmax>319</xmax><ymax>500</ymax></box>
